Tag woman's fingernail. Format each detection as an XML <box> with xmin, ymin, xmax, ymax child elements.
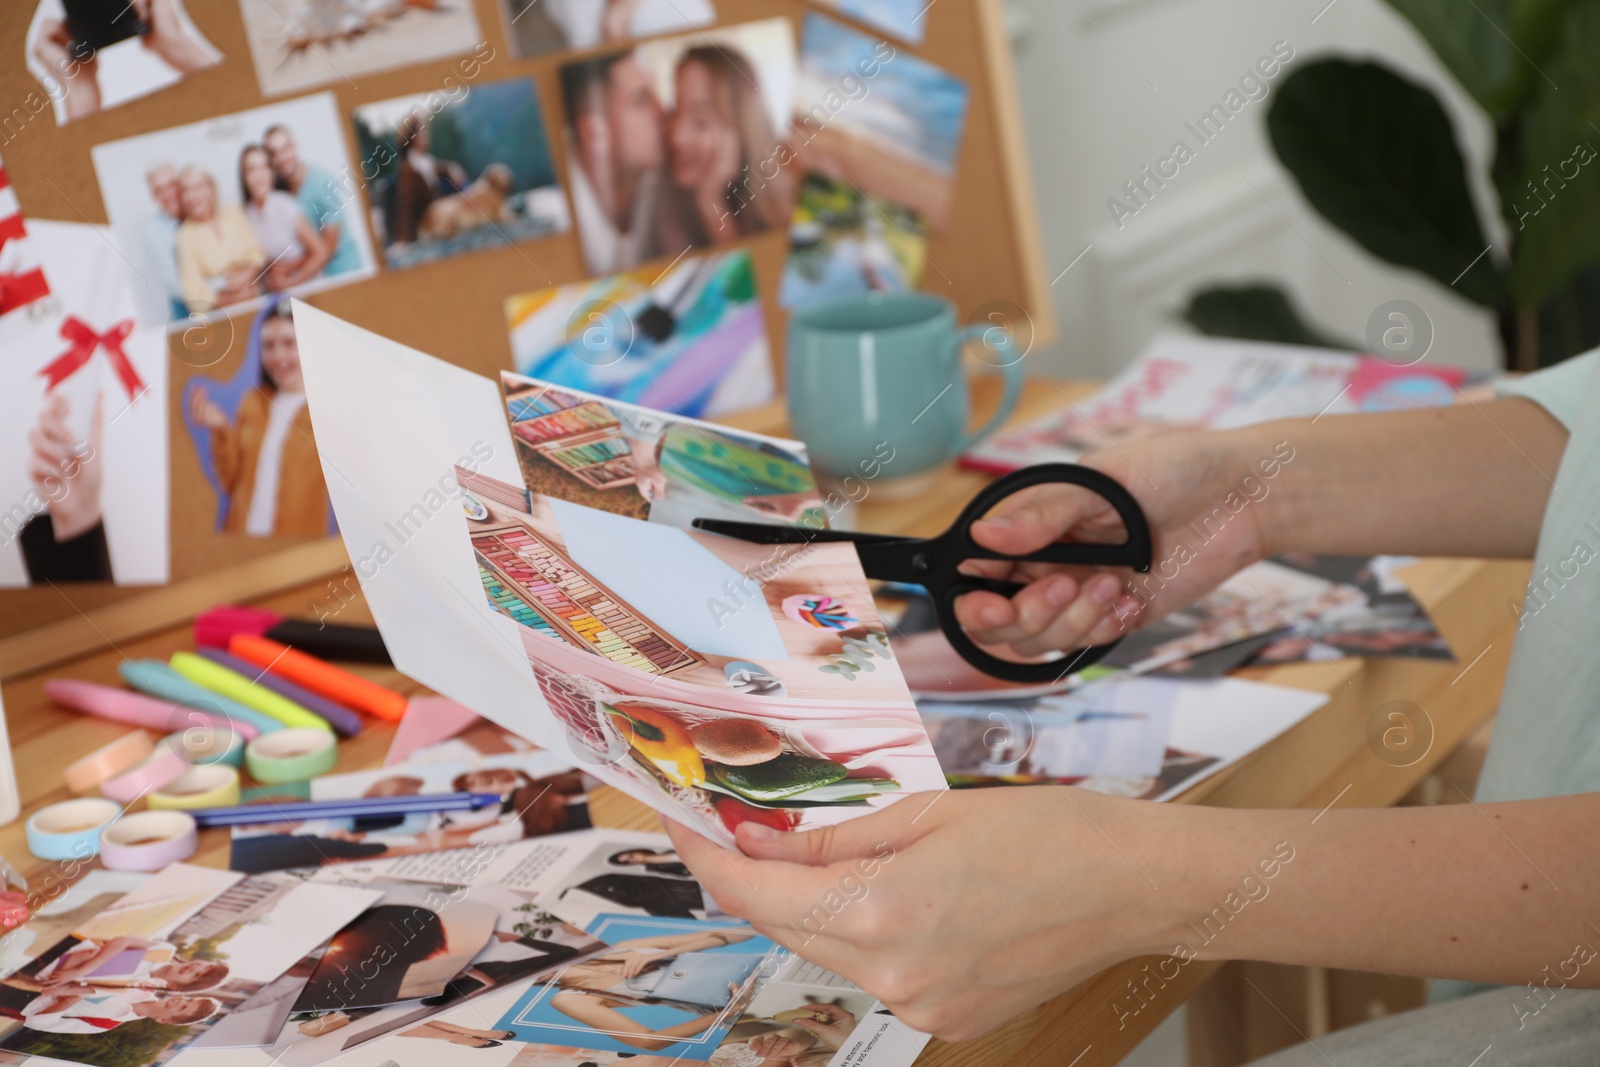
<box><xmin>982</xmin><ymin>515</ymin><xmax>1012</xmax><ymax>530</ymax></box>
<box><xmin>1046</xmin><ymin>576</ymin><xmax>1076</xmax><ymax>607</ymax></box>
<box><xmin>1089</xmin><ymin>574</ymin><xmax>1120</xmax><ymax>604</ymax></box>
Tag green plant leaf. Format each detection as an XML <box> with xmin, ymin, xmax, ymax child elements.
<box><xmin>1385</xmin><ymin>0</ymin><xmax>1565</xmax><ymax>120</ymax></box>
<box><xmin>1180</xmin><ymin>284</ymin><xmax>1358</xmax><ymax>349</ymax></box>
<box><xmin>1268</xmin><ymin>59</ymin><xmax>1504</xmax><ymax>307</ymax></box>
<box><xmin>1498</xmin><ymin>1</ymin><xmax>1600</xmax><ymax>303</ymax></box>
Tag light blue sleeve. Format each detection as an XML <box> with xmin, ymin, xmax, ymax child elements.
<box><xmin>1495</xmin><ymin>349</ymin><xmax>1600</xmax><ymax>429</ymax></box>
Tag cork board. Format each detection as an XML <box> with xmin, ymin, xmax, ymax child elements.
<box><xmin>0</xmin><ymin>0</ymin><xmax>1051</xmax><ymax>642</ymax></box>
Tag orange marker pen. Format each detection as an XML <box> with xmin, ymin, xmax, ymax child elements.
<box><xmin>228</xmin><ymin>633</ymin><xmax>407</xmax><ymax>722</ymax></box>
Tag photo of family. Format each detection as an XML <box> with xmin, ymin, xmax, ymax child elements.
<box><xmin>791</xmin><ymin>13</ymin><xmax>968</xmax><ymax>231</ymax></box>
<box><xmin>237</xmin><ymin>0</ymin><xmax>484</xmax><ymax>97</ymax></box>
<box><xmin>779</xmin><ymin>172</ymin><xmax>926</xmax><ymax>307</ymax></box>
<box><xmin>557</xmin><ymin>17</ymin><xmax>798</xmax><ymax>275</ymax></box>
<box><xmin>0</xmin><ymin>218</ymin><xmax>168</xmax><ymax>588</ymax></box>
<box><xmin>0</xmin><ymin>865</ymin><xmax>379</xmax><ymax>1067</ymax></box>
<box><xmin>457</xmin><ymin>466</ymin><xmax>946</xmax><ymax>846</ymax></box>
<box><xmin>499</xmin><ymin>371</ymin><xmax>820</xmax><ymax>528</ymax></box>
<box><xmin>499</xmin><ymin>0</ymin><xmax>715</xmax><ymax>59</ymax></box>
<box><xmin>179</xmin><ymin>296</ymin><xmax>335</xmax><ymax>538</ymax></box>
<box><xmin>505</xmin><ymin>249</ymin><xmax>774</xmax><ymax>420</ymax></box>
<box><xmin>24</xmin><ymin>0</ymin><xmax>222</xmax><ymax>126</ymax></box>
<box><xmin>90</xmin><ymin>92</ymin><xmax>377</xmax><ymax>328</ymax></box>
<box><xmin>494</xmin><ymin>915</ymin><xmax>780</xmax><ymax>1062</ymax></box>
<box><xmin>351</xmin><ymin>77</ymin><xmax>569</xmax><ymax>270</ymax></box>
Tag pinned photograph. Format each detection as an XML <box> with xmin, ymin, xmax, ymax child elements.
<box><xmin>90</xmin><ymin>92</ymin><xmax>377</xmax><ymax>329</ymax></box>
<box><xmin>0</xmin><ymin>219</ymin><xmax>168</xmax><ymax>588</ymax></box>
<box><xmin>24</xmin><ymin>0</ymin><xmax>222</xmax><ymax>127</ymax></box>
<box><xmin>505</xmin><ymin>249</ymin><xmax>774</xmax><ymax>420</ymax></box>
<box><xmin>179</xmin><ymin>296</ymin><xmax>334</xmax><ymax>538</ymax></box>
<box><xmin>351</xmin><ymin>76</ymin><xmax>569</xmax><ymax>270</ymax></box>
<box><xmin>236</xmin><ymin>0</ymin><xmax>485</xmax><ymax>97</ymax></box>
<box><xmin>499</xmin><ymin>0</ymin><xmax>715</xmax><ymax>59</ymax></box>
<box><xmin>557</xmin><ymin>17</ymin><xmax>798</xmax><ymax>274</ymax></box>
<box><xmin>791</xmin><ymin>13</ymin><xmax>968</xmax><ymax>230</ymax></box>
<box><xmin>0</xmin><ymin>157</ymin><xmax>51</xmax><ymax>318</ymax></box>
<box><xmin>805</xmin><ymin>0</ymin><xmax>928</xmax><ymax>44</ymax></box>
<box><xmin>779</xmin><ymin>171</ymin><xmax>926</xmax><ymax>307</ymax></box>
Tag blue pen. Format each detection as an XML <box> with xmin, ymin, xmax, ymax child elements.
<box><xmin>190</xmin><ymin>791</ymin><xmax>505</xmax><ymax>828</ymax></box>
<box><xmin>119</xmin><ymin>660</ymin><xmax>285</xmax><ymax>736</ymax></box>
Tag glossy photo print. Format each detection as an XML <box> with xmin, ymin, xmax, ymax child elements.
<box><xmin>779</xmin><ymin>171</ymin><xmax>926</xmax><ymax>307</ymax></box>
<box><xmin>558</xmin><ymin>17</ymin><xmax>798</xmax><ymax>274</ymax></box>
<box><xmin>505</xmin><ymin>249</ymin><xmax>773</xmax><ymax>419</ymax></box>
<box><xmin>499</xmin><ymin>0</ymin><xmax>715</xmax><ymax>59</ymax></box>
<box><xmin>499</xmin><ymin>371</ymin><xmax>820</xmax><ymax>527</ymax></box>
<box><xmin>351</xmin><ymin>77</ymin><xmax>569</xmax><ymax>270</ymax></box>
<box><xmin>494</xmin><ymin>915</ymin><xmax>781</xmax><ymax>1062</ymax></box>
<box><xmin>237</xmin><ymin>0</ymin><xmax>485</xmax><ymax>97</ymax></box>
<box><xmin>179</xmin><ymin>297</ymin><xmax>335</xmax><ymax>538</ymax></box>
<box><xmin>805</xmin><ymin>0</ymin><xmax>927</xmax><ymax>43</ymax></box>
<box><xmin>24</xmin><ymin>0</ymin><xmax>222</xmax><ymax>127</ymax></box>
<box><xmin>90</xmin><ymin>92</ymin><xmax>377</xmax><ymax>329</ymax></box>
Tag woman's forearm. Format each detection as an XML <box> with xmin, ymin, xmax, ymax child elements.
<box><xmin>1140</xmin><ymin>794</ymin><xmax>1600</xmax><ymax>989</ymax></box>
<box><xmin>1246</xmin><ymin>398</ymin><xmax>1567</xmax><ymax>559</ymax></box>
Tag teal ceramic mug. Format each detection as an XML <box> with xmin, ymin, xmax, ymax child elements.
<box><xmin>787</xmin><ymin>292</ymin><xmax>1022</xmax><ymax>483</ymax></box>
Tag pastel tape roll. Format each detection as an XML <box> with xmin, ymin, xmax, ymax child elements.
<box><xmin>98</xmin><ymin>811</ymin><xmax>198</xmax><ymax>871</ymax></box>
<box><xmin>63</xmin><ymin>731</ymin><xmax>155</xmax><ymax>795</ymax></box>
<box><xmin>160</xmin><ymin>726</ymin><xmax>245</xmax><ymax>769</ymax></box>
<box><xmin>195</xmin><ymin>649</ymin><xmax>364</xmax><ymax>738</ymax></box>
<box><xmin>99</xmin><ymin>744</ymin><xmax>190</xmax><ymax>804</ymax></box>
<box><xmin>169</xmin><ymin>652</ymin><xmax>332</xmax><ymax>733</ymax></box>
<box><xmin>119</xmin><ymin>660</ymin><xmax>284</xmax><ymax>736</ymax></box>
<box><xmin>148</xmin><ymin>764</ymin><xmax>241</xmax><ymax>810</ymax></box>
<box><xmin>245</xmin><ymin>728</ymin><xmax>338</xmax><ymax>784</ymax></box>
<box><xmin>43</xmin><ymin>679</ymin><xmax>260</xmax><ymax>740</ymax></box>
<box><xmin>25</xmin><ymin>798</ymin><xmax>121</xmax><ymax>861</ymax></box>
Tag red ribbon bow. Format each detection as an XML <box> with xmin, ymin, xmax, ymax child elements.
<box><xmin>0</xmin><ymin>267</ymin><xmax>50</xmax><ymax>316</ymax></box>
<box><xmin>38</xmin><ymin>315</ymin><xmax>145</xmax><ymax>400</ymax></box>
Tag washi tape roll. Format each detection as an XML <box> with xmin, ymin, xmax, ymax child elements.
<box><xmin>159</xmin><ymin>725</ymin><xmax>246</xmax><ymax>769</ymax></box>
<box><xmin>99</xmin><ymin>744</ymin><xmax>190</xmax><ymax>805</ymax></box>
<box><xmin>169</xmin><ymin>652</ymin><xmax>332</xmax><ymax>733</ymax></box>
<box><xmin>99</xmin><ymin>811</ymin><xmax>198</xmax><ymax>871</ymax></box>
<box><xmin>245</xmin><ymin>728</ymin><xmax>338</xmax><ymax>785</ymax></box>
<box><xmin>148</xmin><ymin>765</ymin><xmax>241</xmax><ymax>810</ymax></box>
<box><xmin>63</xmin><ymin>732</ymin><xmax>155</xmax><ymax>795</ymax></box>
<box><xmin>25</xmin><ymin>798</ymin><xmax>121</xmax><ymax>861</ymax></box>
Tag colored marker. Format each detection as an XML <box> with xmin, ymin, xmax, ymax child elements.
<box><xmin>119</xmin><ymin>661</ymin><xmax>283</xmax><ymax>736</ymax></box>
<box><xmin>193</xmin><ymin>648</ymin><xmax>363</xmax><ymax>738</ymax></box>
<box><xmin>189</xmin><ymin>791</ymin><xmax>503</xmax><ymax>828</ymax></box>
<box><xmin>229</xmin><ymin>634</ymin><xmax>407</xmax><ymax>721</ymax></box>
<box><xmin>169</xmin><ymin>652</ymin><xmax>332</xmax><ymax>733</ymax></box>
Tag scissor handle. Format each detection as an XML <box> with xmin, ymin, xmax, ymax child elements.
<box><xmin>947</xmin><ymin>463</ymin><xmax>1153</xmax><ymax>572</ymax></box>
<box><xmin>934</xmin><ymin>463</ymin><xmax>1154</xmax><ymax>683</ymax></box>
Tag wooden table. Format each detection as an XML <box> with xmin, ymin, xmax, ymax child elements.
<box><xmin>0</xmin><ymin>378</ymin><xmax>1529</xmax><ymax>1066</ymax></box>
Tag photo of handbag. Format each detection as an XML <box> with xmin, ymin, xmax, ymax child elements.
<box><xmin>643</xmin><ymin>952</ymin><xmax>765</xmax><ymax>1009</ymax></box>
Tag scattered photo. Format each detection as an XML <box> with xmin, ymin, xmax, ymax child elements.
<box><xmin>498</xmin><ymin>371</ymin><xmax>819</xmax><ymax>527</ymax></box>
<box><xmin>90</xmin><ymin>92</ymin><xmax>377</xmax><ymax>329</ymax></box>
<box><xmin>291</xmin><ymin>878</ymin><xmax>498</xmax><ymax>1011</ymax></box>
<box><xmin>229</xmin><ymin>752</ymin><xmax>590</xmax><ymax>873</ymax></box>
<box><xmin>0</xmin><ymin>219</ymin><xmax>168</xmax><ymax>587</ymax></box>
<box><xmin>558</xmin><ymin>18</ymin><xmax>798</xmax><ymax>274</ymax></box>
<box><xmin>179</xmin><ymin>296</ymin><xmax>335</xmax><ymax>537</ymax></box>
<box><xmin>25</xmin><ymin>0</ymin><xmax>222</xmax><ymax>126</ymax></box>
<box><xmin>458</xmin><ymin>465</ymin><xmax>946</xmax><ymax>846</ymax></box>
<box><xmin>351</xmin><ymin>77</ymin><xmax>569</xmax><ymax>270</ymax></box>
<box><xmin>0</xmin><ymin>866</ymin><xmax>378</xmax><ymax>1067</ymax></box>
<box><xmin>500</xmin><ymin>0</ymin><xmax>715</xmax><ymax>59</ymax></box>
<box><xmin>780</xmin><ymin>171</ymin><xmax>926</xmax><ymax>307</ymax></box>
<box><xmin>494</xmin><ymin>914</ymin><xmax>781</xmax><ymax>1061</ymax></box>
<box><xmin>539</xmin><ymin>834</ymin><xmax>719</xmax><ymax>928</ymax></box>
<box><xmin>505</xmin><ymin>249</ymin><xmax>774</xmax><ymax>419</ymax></box>
<box><xmin>1247</xmin><ymin>554</ymin><xmax>1454</xmax><ymax>664</ymax></box>
<box><xmin>0</xmin><ymin>158</ymin><xmax>50</xmax><ymax>318</ymax></box>
<box><xmin>805</xmin><ymin>0</ymin><xmax>928</xmax><ymax>44</ymax></box>
<box><xmin>791</xmin><ymin>13</ymin><xmax>968</xmax><ymax>230</ymax></box>
<box><xmin>237</xmin><ymin>0</ymin><xmax>485</xmax><ymax>97</ymax></box>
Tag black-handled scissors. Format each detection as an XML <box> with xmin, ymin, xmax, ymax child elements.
<box><xmin>692</xmin><ymin>464</ymin><xmax>1154</xmax><ymax>683</ymax></box>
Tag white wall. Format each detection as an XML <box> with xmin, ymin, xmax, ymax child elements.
<box><xmin>1005</xmin><ymin>0</ymin><xmax>1504</xmax><ymax>379</ymax></box>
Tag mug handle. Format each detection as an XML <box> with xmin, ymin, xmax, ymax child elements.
<box><xmin>954</xmin><ymin>323</ymin><xmax>1022</xmax><ymax>456</ymax></box>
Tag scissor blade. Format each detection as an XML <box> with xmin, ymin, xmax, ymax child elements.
<box><xmin>690</xmin><ymin>518</ymin><xmax>907</xmax><ymax>547</ymax></box>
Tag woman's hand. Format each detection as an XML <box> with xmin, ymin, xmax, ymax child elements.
<box><xmin>953</xmin><ymin>425</ymin><xmax>1286</xmax><ymax>660</ymax></box>
<box><xmin>187</xmin><ymin>387</ymin><xmax>228</xmax><ymax>431</ymax></box>
<box><xmin>787</xmin><ymin>1003</ymin><xmax>856</xmax><ymax>1049</ymax></box>
<box><xmin>31</xmin><ymin>18</ymin><xmax>101</xmax><ymax>121</ymax></box>
<box><xmin>29</xmin><ymin>393</ymin><xmax>105</xmax><ymax>541</ymax></box>
<box><xmin>748</xmin><ymin>1031</ymin><xmax>814</xmax><ymax>1059</ymax></box>
<box><xmin>611</xmin><ymin>950</ymin><xmax>651</xmax><ymax>979</ymax></box>
<box><xmin>666</xmin><ymin>788</ymin><xmax>1184</xmax><ymax>1042</ymax></box>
